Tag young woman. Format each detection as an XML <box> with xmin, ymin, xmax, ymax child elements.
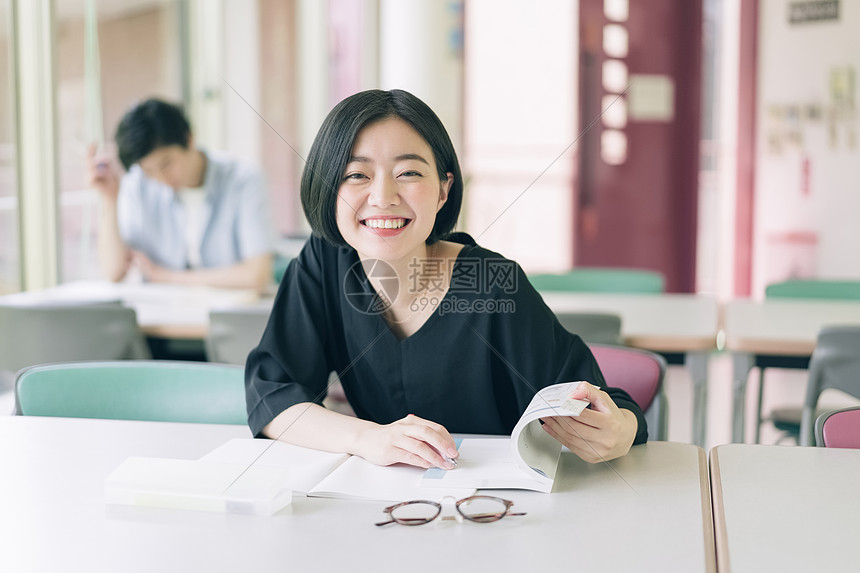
<box><xmin>246</xmin><ymin>89</ymin><xmax>646</xmax><ymax>471</ymax></box>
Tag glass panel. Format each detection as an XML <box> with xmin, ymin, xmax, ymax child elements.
<box><xmin>604</xmin><ymin>0</ymin><xmax>629</xmax><ymax>22</ymax></box>
<box><xmin>0</xmin><ymin>0</ymin><xmax>19</xmax><ymax>294</ymax></box>
<box><xmin>258</xmin><ymin>0</ymin><xmax>302</xmax><ymax>239</ymax></box>
<box><xmin>601</xmin><ymin>129</ymin><xmax>627</xmax><ymax>165</ymax></box>
<box><xmin>602</xmin><ymin>59</ymin><xmax>628</xmax><ymax>93</ymax></box>
<box><xmin>602</xmin><ymin>24</ymin><xmax>628</xmax><ymax>58</ymax></box>
<box><xmin>55</xmin><ymin>0</ymin><xmax>183</xmax><ymax>282</ymax></box>
<box><xmin>601</xmin><ymin>94</ymin><xmax>628</xmax><ymax>129</ymax></box>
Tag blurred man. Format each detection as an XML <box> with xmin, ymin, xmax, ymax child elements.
<box><xmin>87</xmin><ymin>98</ymin><xmax>273</xmax><ymax>291</ymax></box>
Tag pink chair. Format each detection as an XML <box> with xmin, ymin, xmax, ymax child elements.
<box><xmin>815</xmin><ymin>407</ymin><xmax>860</xmax><ymax>448</ymax></box>
<box><xmin>590</xmin><ymin>344</ymin><xmax>668</xmax><ymax>440</ymax></box>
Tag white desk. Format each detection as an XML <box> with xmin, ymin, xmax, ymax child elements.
<box><xmin>723</xmin><ymin>299</ymin><xmax>860</xmax><ymax>442</ymax></box>
<box><xmin>0</xmin><ymin>417</ymin><xmax>714</xmax><ymax>573</ymax></box>
<box><xmin>710</xmin><ymin>444</ymin><xmax>860</xmax><ymax>572</ymax></box>
<box><xmin>541</xmin><ymin>292</ymin><xmax>719</xmax><ymax>446</ymax></box>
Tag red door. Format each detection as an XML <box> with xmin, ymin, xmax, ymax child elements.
<box><xmin>576</xmin><ymin>0</ymin><xmax>702</xmax><ymax>293</ymax></box>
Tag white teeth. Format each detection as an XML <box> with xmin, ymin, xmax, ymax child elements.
<box><xmin>365</xmin><ymin>218</ymin><xmax>406</xmax><ymax>229</ymax></box>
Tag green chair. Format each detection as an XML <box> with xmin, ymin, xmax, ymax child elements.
<box><xmin>273</xmin><ymin>253</ymin><xmax>291</xmax><ymax>283</ymax></box>
<box><xmin>756</xmin><ymin>279</ymin><xmax>860</xmax><ymax>442</ymax></box>
<box><xmin>14</xmin><ymin>360</ymin><xmax>247</xmax><ymax>425</ymax></box>
<box><xmin>528</xmin><ymin>267</ymin><xmax>665</xmax><ymax>294</ymax></box>
<box><xmin>765</xmin><ymin>279</ymin><xmax>860</xmax><ymax>300</ymax></box>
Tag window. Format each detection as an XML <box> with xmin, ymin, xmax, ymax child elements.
<box><xmin>55</xmin><ymin>0</ymin><xmax>183</xmax><ymax>282</ymax></box>
<box><xmin>0</xmin><ymin>0</ymin><xmax>18</xmax><ymax>294</ymax></box>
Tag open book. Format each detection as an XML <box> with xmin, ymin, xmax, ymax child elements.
<box><xmin>105</xmin><ymin>438</ymin><xmax>475</xmax><ymax>516</ymax></box>
<box><xmin>421</xmin><ymin>381</ymin><xmax>589</xmax><ymax>493</ymax></box>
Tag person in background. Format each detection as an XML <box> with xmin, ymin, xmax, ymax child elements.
<box><xmin>87</xmin><ymin>98</ymin><xmax>273</xmax><ymax>291</ymax></box>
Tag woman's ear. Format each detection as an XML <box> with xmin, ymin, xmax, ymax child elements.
<box><xmin>437</xmin><ymin>172</ymin><xmax>454</xmax><ymax>212</ymax></box>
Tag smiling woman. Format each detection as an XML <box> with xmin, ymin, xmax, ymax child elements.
<box><xmin>245</xmin><ymin>89</ymin><xmax>648</xmax><ymax>472</ymax></box>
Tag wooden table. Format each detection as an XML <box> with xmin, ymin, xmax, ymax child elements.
<box><xmin>723</xmin><ymin>298</ymin><xmax>860</xmax><ymax>442</ymax></box>
<box><xmin>541</xmin><ymin>292</ymin><xmax>719</xmax><ymax>446</ymax></box>
<box><xmin>710</xmin><ymin>444</ymin><xmax>860</xmax><ymax>572</ymax></box>
<box><xmin>0</xmin><ymin>280</ymin><xmax>262</xmax><ymax>340</ymax></box>
<box><xmin>0</xmin><ymin>416</ymin><xmax>715</xmax><ymax>573</ymax></box>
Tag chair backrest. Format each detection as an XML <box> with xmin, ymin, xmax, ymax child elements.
<box><xmin>205</xmin><ymin>307</ymin><xmax>271</xmax><ymax>365</ymax></box>
<box><xmin>529</xmin><ymin>267</ymin><xmax>665</xmax><ymax>294</ymax></box>
<box><xmin>799</xmin><ymin>326</ymin><xmax>860</xmax><ymax>446</ymax></box>
<box><xmin>556</xmin><ymin>312</ymin><xmax>623</xmax><ymax>345</ymax></box>
<box><xmin>0</xmin><ymin>303</ymin><xmax>151</xmax><ymax>389</ymax></box>
<box><xmin>765</xmin><ymin>279</ymin><xmax>860</xmax><ymax>300</ymax></box>
<box><xmin>815</xmin><ymin>407</ymin><xmax>860</xmax><ymax>448</ymax></box>
<box><xmin>14</xmin><ymin>360</ymin><xmax>247</xmax><ymax>424</ymax></box>
<box><xmin>589</xmin><ymin>344</ymin><xmax>668</xmax><ymax>440</ymax></box>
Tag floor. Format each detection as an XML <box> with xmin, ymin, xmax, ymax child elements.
<box><xmin>2</xmin><ymin>352</ymin><xmax>858</xmax><ymax>451</ymax></box>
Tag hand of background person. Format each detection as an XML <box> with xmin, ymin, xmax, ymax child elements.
<box><xmin>540</xmin><ymin>381</ymin><xmax>638</xmax><ymax>464</ymax></box>
<box><xmin>131</xmin><ymin>251</ymin><xmax>174</xmax><ymax>283</ymax></box>
<box><xmin>354</xmin><ymin>414</ymin><xmax>459</xmax><ymax>470</ymax></box>
<box><xmin>86</xmin><ymin>143</ymin><xmax>121</xmax><ymax>200</ymax></box>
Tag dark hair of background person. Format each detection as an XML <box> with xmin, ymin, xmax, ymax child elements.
<box><xmin>115</xmin><ymin>98</ymin><xmax>192</xmax><ymax>170</ymax></box>
<box><xmin>300</xmin><ymin>89</ymin><xmax>464</xmax><ymax>247</ymax></box>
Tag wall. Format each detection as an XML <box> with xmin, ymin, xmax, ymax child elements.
<box><xmin>754</xmin><ymin>0</ymin><xmax>860</xmax><ymax>294</ymax></box>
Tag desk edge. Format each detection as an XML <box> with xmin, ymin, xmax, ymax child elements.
<box><xmin>699</xmin><ymin>447</ymin><xmax>718</xmax><ymax>573</ymax></box>
<box><xmin>709</xmin><ymin>447</ymin><xmax>731</xmax><ymax>573</ymax></box>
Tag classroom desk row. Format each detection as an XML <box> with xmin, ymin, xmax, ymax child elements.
<box><xmin>6</xmin><ymin>281</ymin><xmax>860</xmax><ymax>447</ymax></box>
<box><xmin>2</xmin><ymin>416</ymin><xmax>858</xmax><ymax>573</ymax></box>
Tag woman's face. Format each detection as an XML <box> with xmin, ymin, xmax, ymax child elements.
<box><xmin>336</xmin><ymin>117</ymin><xmax>453</xmax><ymax>263</ymax></box>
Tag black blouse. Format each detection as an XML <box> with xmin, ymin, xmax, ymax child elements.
<box><xmin>245</xmin><ymin>233</ymin><xmax>648</xmax><ymax>443</ymax></box>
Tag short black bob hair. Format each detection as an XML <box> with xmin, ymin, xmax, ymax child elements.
<box><xmin>301</xmin><ymin>89</ymin><xmax>463</xmax><ymax>247</ymax></box>
<box><xmin>115</xmin><ymin>98</ymin><xmax>192</xmax><ymax>170</ymax></box>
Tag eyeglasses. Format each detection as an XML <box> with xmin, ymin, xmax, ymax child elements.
<box><xmin>375</xmin><ymin>495</ymin><xmax>526</xmax><ymax>527</ymax></box>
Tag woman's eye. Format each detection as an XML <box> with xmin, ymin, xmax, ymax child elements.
<box><xmin>344</xmin><ymin>173</ymin><xmax>367</xmax><ymax>181</ymax></box>
<box><xmin>400</xmin><ymin>171</ymin><xmax>422</xmax><ymax>178</ymax></box>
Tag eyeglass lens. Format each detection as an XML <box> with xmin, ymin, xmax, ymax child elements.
<box><xmin>389</xmin><ymin>501</ymin><xmax>441</xmax><ymax>525</ymax></box>
<box><xmin>457</xmin><ymin>496</ymin><xmax>509</xmax><ymax>522</ymax></box>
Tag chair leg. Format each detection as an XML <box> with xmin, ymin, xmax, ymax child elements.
<box><xmin>754</xmin><ymin>368</ymin><xmax>766</xmax><ymax>444</ymax></box>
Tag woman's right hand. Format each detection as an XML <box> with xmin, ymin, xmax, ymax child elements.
<box><xmin>86</xmin><ymin>143</ymin><xmax>120</xmax><ymax>200</ymax></box>
<box><xmin>355</xmin><ymin>414</ymin><xmax>459</xmax><ymax>470</ymax></box>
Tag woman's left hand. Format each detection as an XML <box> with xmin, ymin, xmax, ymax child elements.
<box><xmin>540</xmin><ymin>382</ymin><xmax>638</xmax><ymax>463</ymax></box>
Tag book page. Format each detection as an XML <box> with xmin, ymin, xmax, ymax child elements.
<box><xmin>309</xmin><ymin>455</ymin><xmax>475</xmax><ymax>502</ymax></box>
<box><xmin>511</xmin><ymin>381</ymin><xmax>589</xmax><ymax>485</ymax></box>
<box><xmin>421</xmin><ymin>438</ymin><xmax>552</xmax><ymax>492</ymax></box>
<box><xmin>202</xmin><ymin>438</ymin><xmax>473</xmax><ymax>502</ymax></box>
<box><xmin>419</xmin><ymin>382</ymin><xmax>589</xmax><ymax>493</ymax></box>
<box><xmin>199</xmin><ymin>439</ymin><xmax>349</xmax><ymax>494</ymax></box>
